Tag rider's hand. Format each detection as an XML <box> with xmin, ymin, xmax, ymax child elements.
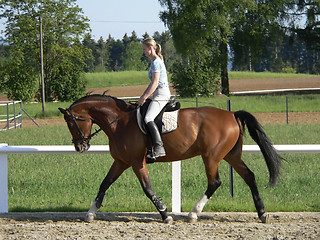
<box><xmin>137</xmin><ymin>95</ymin><xmax>146</xmax><ymax>106</ymax></box>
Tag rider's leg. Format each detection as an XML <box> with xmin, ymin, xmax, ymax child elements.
<box><xmin>144</xmin><ymin>99</ymin><xmax>167</xmax><ymax>158</ymax></box>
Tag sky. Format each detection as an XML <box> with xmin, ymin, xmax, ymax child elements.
<box><xmin>76</xmin><ymin>0</ymin><xmax>168</xmax><ymax>40</ymax></box>
<box><xmin>0</xmin><ymin>0</ymin><xmax>168</xmax><ymax>41</ymax></box>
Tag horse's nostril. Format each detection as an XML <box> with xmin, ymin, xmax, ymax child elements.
<box><xmin>75</xmin><ymin>145</ymin><xmax>81</xmax><ymax>152</ymax></box>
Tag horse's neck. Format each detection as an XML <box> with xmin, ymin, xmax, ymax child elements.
<box><xmin>92</xmin><ymin>101</ymin><xmax>127</xmax><ymax>128</ymax></box>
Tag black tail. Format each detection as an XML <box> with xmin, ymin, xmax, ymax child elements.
<box><xmin>234</xmin><ymin>110</ymin><xmax>283</xmax><ymax>186</ymax></box>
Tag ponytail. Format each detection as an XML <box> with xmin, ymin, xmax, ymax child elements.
<box><xmin>155</xmin><ymin>43</ymin><xmax>163</xmax><ymax>60</ymax></box>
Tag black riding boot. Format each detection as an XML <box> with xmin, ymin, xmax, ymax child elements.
<box><xmin>146</xmin><ymin>121</ymin><xmax>166</xmax><ymax>158</ymax></box>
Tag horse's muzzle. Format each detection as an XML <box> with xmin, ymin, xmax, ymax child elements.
<box><xmin>75</xmin><ymin>142</ymin><xmax>90</xmax><ymax>153</ymax></box>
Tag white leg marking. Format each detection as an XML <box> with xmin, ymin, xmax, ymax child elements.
<box><xmin>85</xmin><ymin>200</ymin><xmax>99</xmax><ymax>222</ymax></box>
<box><xmin>188</xmin><ymin>194</ymin><xmax>209</xmax><ymax>222</ymax></box>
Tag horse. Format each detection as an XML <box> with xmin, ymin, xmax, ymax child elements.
<box><xmin>59</xmin><ymin>94</ymin><xmax>282</xmax><ymax>224</ymax></box>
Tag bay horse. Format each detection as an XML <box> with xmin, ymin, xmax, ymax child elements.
<box><xmin>59</xmin><ymin>94</ymin><xmax>282</xmax><ymax>224</ymax></box>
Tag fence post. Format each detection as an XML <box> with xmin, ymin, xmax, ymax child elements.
<box><xmin>6</xmin><ymin>103</ymin><xmax>9</xmax><ymax>130</ymax></box>
<box><xmin>227</xmin><ymin>100</ymin><xmax>234</xmax><ymax>197</ymax></box>
<box><xmin>13</xmin><ymin>101</ymin><xmax>17</xmax><ymax>129</ymax></box>
<box><xmin>19</xmin><ymin>101</ymin><xmax>23</xmax><ymax>128</ymax></box>
<box><xmin>286</xmin><ymin>96</ymin><xmax>289</xmax><ymax>124</ymax></box>
<box><xmin>0</xmin><ymin>143</ymin><xmax>8</xmax><ymax>213</ymax></box>
<box><xmin>172</xmin><ymin>161</ymin><xmax>181</xmax><ymax>213</ymax></box>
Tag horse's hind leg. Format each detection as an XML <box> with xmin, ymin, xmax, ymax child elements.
<box><xmin>86</xmin><ymin>160</ymin><xmax>129</xmax><ymax>222</ymax></box>
<box><xmin>224</xmin><ymin>153</ymin><xmax>268</xmax><ymax>223</ymax></box>
<box><xmin>188</xmin><ymin>156</ymin><xmax>221</xmax><ymax>223</ymax></box>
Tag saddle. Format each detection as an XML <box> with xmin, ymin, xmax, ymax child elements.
<box><xmin>136</xmin><ymin>99</ymin><xmax>180</xmax><ymax>164</ymax></box>
<box><xmin>137</xmin><ymin>98</ymin><xmax>181</xmax><ymax>135</ymax></box>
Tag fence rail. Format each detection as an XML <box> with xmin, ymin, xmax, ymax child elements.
<box><xmin>0</xmin><ymin>101</ymin><xmax>22</xmax><ymax>131</ymax></box>
<box><xmin>1</xmin><ymin>144</ymin><xmax>320</xmax><ymax>213</ymax></box>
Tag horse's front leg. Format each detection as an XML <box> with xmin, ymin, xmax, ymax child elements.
<box><xmin>86</xmin><ymin>160</ymin><xmax>129</xmax><ymax>222</ymax></box>
<box><xmin>132</xmin><ymin>161</ymin><xmax>173</xmax><ymax>224</ymax></box>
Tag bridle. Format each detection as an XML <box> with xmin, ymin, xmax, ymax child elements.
<box><xmin>65</xmin><ymin>106</ymin><xmax>139</xmax><ymax>144</ymax></box>
<box><xmin>65</xmin><ymin>108</ymin><xmax>94</xmax><ymax>144</ymax></box>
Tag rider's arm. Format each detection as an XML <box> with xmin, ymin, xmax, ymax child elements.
<box><xmin>138</xmin><ymin>72</ymin><xmax>160</xmax><ymax>105</ymax></box>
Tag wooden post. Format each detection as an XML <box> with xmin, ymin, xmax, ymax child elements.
<box><xmin>40</xmin><ymin>16</ymin><xmax>45</xmax><ymax>112</ymax></box>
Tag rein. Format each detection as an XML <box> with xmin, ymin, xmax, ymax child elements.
<box><xmin>66</xmin><ymin>106</ymin><xmax>139</xmax><ymax>143</ymax></box>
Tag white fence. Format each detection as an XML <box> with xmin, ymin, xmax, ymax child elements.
<box><xmin>0</xmin><ymin>101</ymin><xmax>22</xmax><ymax>131</ymax></box>
<box><xmin>1</xmin><ymin>143</ymin><xmax>320</xmax><ymax>213</ymax></box>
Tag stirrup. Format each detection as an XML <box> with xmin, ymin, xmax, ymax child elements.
<box><xmin>146</xmin><ymin>149</ymin><xmax>156</xmax><ymax>164</ymax></box>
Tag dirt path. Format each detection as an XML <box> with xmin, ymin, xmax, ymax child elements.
<box><xmin>229</xmin><ymin>77</ymin><xmax>320</xmax><ymax>92</ymax></box>
<box><xmin>0</xmin><ymin>212</ymin><xmax>319</xmax><ymax>239</ymax></box>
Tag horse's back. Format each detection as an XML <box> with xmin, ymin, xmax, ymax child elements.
<box><xmin>162</xmin><ymin>106</ymin><xmax>240</xmax><ymax>160</ymax></box>
<box><xmin>179</xmin><ymin>106</ymin><xmax>238</xmax><ymax>128</ymax></box>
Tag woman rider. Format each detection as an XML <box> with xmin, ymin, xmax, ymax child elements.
<box><xmin>138</xmin><ymin>38</ymin><xmax>171</xmax><ymax>159</ymax></box>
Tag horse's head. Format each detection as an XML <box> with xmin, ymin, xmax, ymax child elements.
<box><xmin>59</xmin><ymin>107</ymin><xmax>93</xmax><ymax>153</ymax></box>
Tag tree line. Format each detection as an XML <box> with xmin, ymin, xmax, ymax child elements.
<box><xmin>0</xmin><ymin>0</ymin><xmax>319</xmax><ymax>102</ymax></box>
<box><xmin>81</xmin><ymin>31</ymin><xmax>180</xmax><ymax>73</ymax></box>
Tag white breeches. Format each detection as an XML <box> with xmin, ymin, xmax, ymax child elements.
<box><xmin>144</xmin><ymin>97</ymin><xmax>170</xmax><ymax>124</ymax></box>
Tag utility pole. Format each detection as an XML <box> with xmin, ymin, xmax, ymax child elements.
<box><xmin>40</xmin><ymin>16</ymin><xmax>45</xmax><ymax>112</ymax></box>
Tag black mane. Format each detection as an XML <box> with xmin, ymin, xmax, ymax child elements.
<box><xmin>70</xmin><ymin>94</ymin><xmax>136</xmax><ymax>111</ymax></box>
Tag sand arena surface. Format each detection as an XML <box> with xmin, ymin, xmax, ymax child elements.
<box><xmin>0</xmin><ymin>212</ymin><xmax>319</xmax><ymax>239</ymax></box>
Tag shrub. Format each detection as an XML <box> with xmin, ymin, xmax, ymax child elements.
<box><xmin>171</xmin><ymin>57</ymin><xmax>220</xmax><ymax>97</ymax></box>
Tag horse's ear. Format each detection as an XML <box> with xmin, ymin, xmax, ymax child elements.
<box><xmin>58</xmin><ymin>107</ymin><xmax>67</xmax><ymax>115</ymax></box>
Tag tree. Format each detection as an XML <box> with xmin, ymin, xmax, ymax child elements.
<box><xmin>160</xmin><ymin>0</ymin><xmax>249</xmax><ymax>96</ymax></box>
<box><xmin>82</xmin><ymin>33</ymin><xmax>97</xmax><ymax>72</ymax></box>
<box><xmin>0</xmin><ymin>42</ymin><xmax>9</xmax><ymax>93</ymax></box>
<box><xmin>229</xmin><ymin>0</ymin><xmax>293</xmax><ymax>72</ymax></box>
<box><xmin>121</xmin><ymin>41</ymin><xmax>148</xmax><ymax>70</ymax></box>
<box><xmin>293</xmin><ymin>0</ymin><xmax>320</xmax><ymax>73</ymax></box>
<box><xmin>5</xmin><ymin>49</ymin><xmax>38</xmax><ymax>102</ymax></box>
<box><xmin>153</xmin><ymin>31</ymin><xmax>180</xmax><ymax>71</ymax></box>
<box><xmin>0</xmin><ymin>0</ymin><xmax>90</xmax><ymax>102</ymax></box>
<box><xmin>96</xmin><ymin>37</ymin><xmax>109</xmax><ymax>72</ymax></box>
<box><xmin>171</xmin><ymin>54</ymin><xmax>219</xmax><ymax>97</ymax></box>
<box><xmin>107</xmin><ymin>37</ymin><xmax>124</xmax><ymax>71</ymax></box>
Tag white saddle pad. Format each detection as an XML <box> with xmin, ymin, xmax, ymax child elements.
<box><xmin>137</xmin><ymin>108</ymin><xmax>179</xmax><ymax>135</ymax></box>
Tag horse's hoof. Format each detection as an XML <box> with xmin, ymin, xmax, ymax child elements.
<box><xmin>188</xmin><ymin>212</ymin><xmax>198</xmax><ymax>223</ymax></box>
<box><xmin>260</xmin><ymin>213</ymin><xmax>269</xmax><ymax>223</ymax></box>
<box><xmin>85</xmin><ymin>213</ymin><xmax>95</xmax><ymax>223</ymax></box>
<box><xmin>164</xmin><ymin>216</ymin><xmax>173</xmax><ymax>224</ymax></box>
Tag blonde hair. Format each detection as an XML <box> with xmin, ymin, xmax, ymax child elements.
<box><xmin>142</xmin><ymin>38</ymin><xmax>163</xmax><ymax>60</ymax></box>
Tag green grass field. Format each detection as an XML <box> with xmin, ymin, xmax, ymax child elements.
<box><xmin>83</xmin><ymin>71</ymin><xmax>150</xmax><ymax>88</ymax></box>
<box><xmin>1</xmin><ymin>123</ymin><xmax>319</xmax><ymax>213</ymax></box>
